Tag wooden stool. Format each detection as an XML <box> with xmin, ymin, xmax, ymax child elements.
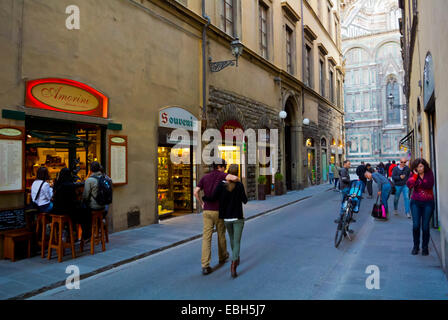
<box><xmin>80</xmin><ymin>210</ymin><xmax>106</xmax><ymax>255</ymax></box>
<box><xmin>3</xmin><ymin>231</ymin><xmax>33</xmax><ymax>262</ymax></box>
<box><xmin>47</xmin><ymin>215</ymin><xmax>76</xmax><ymax>263</ymax></box>
<box><xmin>35</xmin><ymin>213</ymin><xmax>51</xmax><ymax>258</ymax></box>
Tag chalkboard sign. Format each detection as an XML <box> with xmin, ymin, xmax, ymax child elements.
<box><xmin>0</xmin><ymin>208</ymin><xmax>26</xmax><ymax>231</ymax></box>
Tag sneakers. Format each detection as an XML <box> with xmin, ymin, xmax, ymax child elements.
<box><xmin>202</xmin><ymin>267</ymin><xmax>212</xmax><ymax>275</ymax></box>
<box><xmin>411</xmin><ymin>247</ymin><xmax>419</xmax><ymax>255</ymax></box>
<box><xmin>406</xmin><ymin>213</ymin><xmax>411</xmax><ymax>219</ymax></box>
<box><xmin>394</xmin><ymin>210</ymin><xmax>399</xmax><ymax>216</ymax></box>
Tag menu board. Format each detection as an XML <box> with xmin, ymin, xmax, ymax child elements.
<box><xmin>109</xmin><ymin>136</ymin><xmax>128</xmax><ymax>185</ymax></box>
<box><xmin>0</xmin><ymin>126</ymin><xmax>25</xmax><ymax>193</ymax></box>
<box><xmin>0</xmin><ymin>208</ymin><xmax>26</xmax><ymax>231</ymax></box>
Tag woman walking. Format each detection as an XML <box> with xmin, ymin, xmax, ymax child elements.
<box><xmin>407</xmin><ymin>158</ymin><xmax>435</xmax><ymax>256</ymax></box>
<box><xmin>203</xmin><ymin>164</ymin><xmax>248</xmax><ymax>278</ymax></box>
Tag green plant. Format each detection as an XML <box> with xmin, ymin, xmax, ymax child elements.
<box><xmin>275</xmin><ymin>173</ymin><xmax>283</xmax><ymax>181</ymax></box>
<box><xmin>258</xmin><ymin>175</ymin><xmax>267</xmax><ymax>185</ymax></box>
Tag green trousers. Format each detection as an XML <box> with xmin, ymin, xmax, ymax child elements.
<box><xmin>224</xmin><ymin>219</ymin><xmax>245</xmax><ymax>262</ymax></box>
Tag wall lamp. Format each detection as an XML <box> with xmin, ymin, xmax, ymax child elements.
<box><xmin>209</xmin><ymin>38</ymin><xmax>244</xmax><ymax>72</ymax></box>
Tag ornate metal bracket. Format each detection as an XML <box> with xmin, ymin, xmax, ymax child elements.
<box><xmin>209</xmin><ymin>58</ymin><xmax>236</xmax><ymax>72</ymax></box>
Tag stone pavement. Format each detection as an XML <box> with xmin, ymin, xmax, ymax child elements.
<box><xmin>0</xmin><ymin>183</ymin><xmax>332</xmax><ymax>300</ymax></box>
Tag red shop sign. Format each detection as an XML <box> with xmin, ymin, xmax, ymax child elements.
<box><xmin>25</xmin><ymin>78</ymin><xmax>108</xmax><ymax>118</ymax></box>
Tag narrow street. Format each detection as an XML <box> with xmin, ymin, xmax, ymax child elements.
<box><xmin>32</xmin><ymin>187</ymin><xmax>448</xmax><ymax>300</ymax></box>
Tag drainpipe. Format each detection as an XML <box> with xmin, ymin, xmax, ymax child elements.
<box><xmin>202</xmin><ymin>0</ymin><xmax>210</xmax><ymax>123</ymax></box>
<box><xmin>299</xmin><ymin>0</ymin><xmax>306</xmax><ymax>188</ymax></box>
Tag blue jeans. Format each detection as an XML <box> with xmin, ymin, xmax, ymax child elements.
<box><xmin>340</xmin><ymin>187</ymin><xmax>350</xmax><ymax>214</ymax></box>
<box><xmin>410</xmin><ymin>200</ymin><xmax>435</xmax><ymax>250</ymax></box>
<box><xmin>380</xmin><ymin>184</ymin><xmax>392</xmax><ymax>214</ymax></box>
<box><xmin>394</xmin><ymin>185</ymin><xmax>410</xmax><ymax>214</ymax></box>
<box><xmin>38</xmin><ymin>202</ymin><xmax>53</xmax><ymax>213</ymax></box>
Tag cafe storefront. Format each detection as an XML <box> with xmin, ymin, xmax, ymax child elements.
<box><xmin>0</xmin><ymin>78</ymin><xmax>120</xmax><ymax>232</ymax></box>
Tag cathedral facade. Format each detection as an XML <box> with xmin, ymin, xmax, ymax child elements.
<box><xmin>341</xmin><ymin>0</ymin><xmax>407</xmax><ymax>167</ymax></box>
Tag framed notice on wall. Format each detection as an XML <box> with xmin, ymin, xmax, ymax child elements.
<box><xmin>0</xmin><ymin>126</ymin><xmax>25</xmax><ymax>193</ymax></box>
<box><xmin>109</xmin><ymin>135</ymin><xmax>128</xmax><ymax>186</ymax></box>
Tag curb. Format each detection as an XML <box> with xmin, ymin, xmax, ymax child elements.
<box><xmin>9</xmin><ymin>187</ymin><xmax>332</xmax><ymax>300</ymax></box>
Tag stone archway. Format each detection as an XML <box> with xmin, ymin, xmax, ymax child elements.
<box><xmin>284</xmin><ymin>95</ymin><xmax>301</xmax><ymax>190</ymax></box>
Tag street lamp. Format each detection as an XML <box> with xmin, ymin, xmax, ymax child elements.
<box><xmin>209</xmin><ymin>38</ymin><xmax>244</xmax><ymax>72</ymax></box>
<box><xmin>279</xmin><ymin>111</ymin><xmax>287</xmax><ymax>120</ymax></box>
<box><xmin>303</xmin><ymin>118</ymin><xmax>310</xmax><ymax>126</ymax></box>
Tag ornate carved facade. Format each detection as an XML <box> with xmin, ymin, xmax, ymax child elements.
<box><xmin>341</xmin><ymin>0</ymin><xmax>407</xmax><ymax>166</ymax></box>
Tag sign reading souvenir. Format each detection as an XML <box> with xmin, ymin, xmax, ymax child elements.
<box><xmin>109</xmin><ymin>135</ymin><xmax>128</xmax><ymax>186</ymax></box>
<box><xmin>0</xmin><ymin>126</ymin><xmax>25</xmax><ymax>193</ymax></box>
<box><xmin>25</xmin><ymin>78</ymin><xmax>108</xmax><ymax>118</ymax></box>
<box><xmin>159</xmin><ymin>107</ymin><xmax>198</xmax><ymax>131</ymax></box>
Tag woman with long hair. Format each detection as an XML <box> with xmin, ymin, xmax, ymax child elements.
<box><xmin>203</xmin><ymin>164</ymin><xmax>248</xmax><ymax>278</ymax></box>
<box><xmin>53</xmin><ymin>168</ymin><xmax>91</xmax><ymax>240</ymax></box>
<box><xmin>407</xmin><ymin>158</ymin><xmax>435</xmax><ymax>256</ymax></box>
<box><xmin>31</xmin><ymin>166</ymin><xmax>53</xmax><ymax>213</ymax></box>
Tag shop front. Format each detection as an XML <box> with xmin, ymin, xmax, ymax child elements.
<box><xmin>0</xmin><ymin>78</ymin><xmax>112</xmax><ymax>232</ymax></box>
<box><xmin>157</xmin><ymin>107</ymin><xmax>198</xmax><ymax>218</ymax></box>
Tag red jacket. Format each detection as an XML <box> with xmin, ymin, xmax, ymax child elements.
<box><xmin>388</xmin><ymin>164</ymin><xmax>397</xmax><ymax>177</ymax></box>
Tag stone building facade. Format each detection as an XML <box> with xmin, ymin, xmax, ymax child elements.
<box><xmin>341</xmin><ymin>0</ymin><xmax>407</xmax><ymax>167</ymax></box>
<box><xmin>0</xmin><ymin>0</ymin><xmax>345</xmax><ymax>235</ymax></box>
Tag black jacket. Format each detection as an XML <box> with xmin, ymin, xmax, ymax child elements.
<box><xmin>203</xmin><ymin>181</ymin><xmax>248</xmax><ymax>220</ymax></box>
<box><xmin>392</xmin><ymin>165</ymin><xmax>411</xmax><ymax>186</ymax></box>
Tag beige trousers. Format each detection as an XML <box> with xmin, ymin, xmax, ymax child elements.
<box><xmin>201</xmin><ymin>210</ymin><xmax>228</xmax><ymax>268</ymax></box>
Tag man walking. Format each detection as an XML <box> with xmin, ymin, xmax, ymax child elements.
<box><xmin>332</xmin><ymin>163</ymin><xmax>340</xmax><ymax>191</ymax></box>
<box><xmin>385</xmin><ymin>160</ymin><xmax>392</xmax><ymax>178</ymax></box>
<box><xmin>194</xmin><ymin>159</ymin><xmax>239</xmax><ymax>275</ymax></box>
<box><xmin>392</xmin><ymin>158</ymin><xmax>411</xmax><ymax>218</ymax></box>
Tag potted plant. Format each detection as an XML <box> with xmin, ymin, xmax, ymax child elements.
<box><xmin>274</xmin><ymin>173</ymin><xmax>284</xmax><ymax>195</ymax></box>
<box><xmin>257</xmin><ymin>175</ymin><xmax>267</xmax><ymax>200</ymax></box>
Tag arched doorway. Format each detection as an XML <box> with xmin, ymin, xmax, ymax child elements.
<box><xmin>321</xmin><ymin>137</ymin><xmax>328</xmax><ymax>183</ymax></box>
<box><xmin>284</xmin><ymin>97</ymin><xmax>298</xmax><ymax>190</ymax></box>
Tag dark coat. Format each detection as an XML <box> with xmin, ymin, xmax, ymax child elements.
<box><xmin>203</xmin><ymin>181</ymin><xmax>248</xmax><ymax>220</ymax></box>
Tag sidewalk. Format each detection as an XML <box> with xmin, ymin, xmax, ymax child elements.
<box><xmin>0</xmin><ymin>183</ymin><xmax>332</xmax><ymax>300</ymax></box>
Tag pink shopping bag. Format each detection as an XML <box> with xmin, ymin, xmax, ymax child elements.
<box><xmin>381</xmin><ymin>204</ymin><xmax>387</xmax><ymax>219</ymax></box>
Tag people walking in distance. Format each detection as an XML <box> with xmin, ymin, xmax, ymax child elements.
<box><xmin>388</xmin><ymin>160</ymin><xmax>397</xmax><ymax>178</ymax></box>
<box><xmin>334</xmin><ymin>160</ymin><xmax>351</xmax><ymax>223</ymax></box>
<box><xmin>385</xmin><ymin>160</ymin><xmax>392</xmax><ymax>178</ymax></box>
<box><xmin>365</xmin><ymin>164</ymin><xmax>373</xmax><ymax>199</ymax></box>
<box><xmin>377</xmin><ymin>162</ymin><xmax>386</xmax><ymax>176</ymax></box>
<box><xmin>329</xmin><ymin>163</ymin><xmax>335</xmax><ymax>185</ymax></box>
<box><xmin>365</xmin><ymin>169</ymin><xmax>392</xmax><ymax>216</ymax></box>
<box><xmin>31</xmin><ymin>166</ymin><xmax>54</xmax><ymax>213</ymax></box>
<box><xmin>332</xmin><ymin>163</ymin><xmax>340</xmax><ymax>191</ymax></box>
<box><xmin>202</xmin><ymin>164</ymin><xmax>248</xmax><ymax>278</ymax></box>
<box><xmin>392</xmin><ymin>158</ymin><xmax>411</xmax><ymax>218</ymax></box>
<box><xmin>194</xmin><ymin>159</ymin><xmax>239</xmax><ymax>275</ymax></box>
<box><xmin>407</xmin><ymin>158</ymin><xmax>435</xmax><ymax>256</ymax></box>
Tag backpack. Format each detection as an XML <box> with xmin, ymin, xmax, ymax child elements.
<box><xmin>92</xmin><ymin>175</ymin><xmax>113</xmax><ymax>206</ymax></box>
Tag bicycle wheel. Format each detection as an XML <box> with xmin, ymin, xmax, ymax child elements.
<box><xmin>335</xmin><ymin>215</ymin><xmax>345</xmax><ymax>248</ymax></box>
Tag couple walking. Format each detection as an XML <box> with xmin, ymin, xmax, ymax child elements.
<box><xmin>194</xmin><ymin>159</ymin><xmax>247</xmax><ymax>278</ymax></box>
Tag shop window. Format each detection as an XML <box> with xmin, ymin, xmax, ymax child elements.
<box><xmin>157</xmin><ymin>146</ymin><xmax>193</xmax><ymax>217</ymax></box>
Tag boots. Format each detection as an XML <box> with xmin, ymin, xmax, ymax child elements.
<box><xmin>231</xmin><ymin>261</ymin><xmax>238</xmax><ymax>278</ymax></box>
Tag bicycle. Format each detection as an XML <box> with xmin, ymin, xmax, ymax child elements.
<box><xmin>334</xmin><ymin>193</ymin><xmax>358</xmax><ymax>248</ymax></box>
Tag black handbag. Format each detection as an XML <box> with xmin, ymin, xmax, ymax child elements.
<box><xmin>371</xmin><ymin>196</ymin><xmax>382</xmax><ymax>218</ymax></box>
